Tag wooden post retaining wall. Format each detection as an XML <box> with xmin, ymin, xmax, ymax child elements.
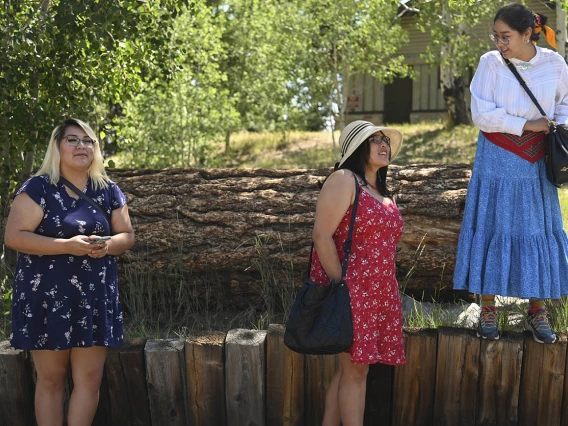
<box><xmin>1</xmin><ymin>327</ymin><xmax>568</xmax><ymax>426</ymax></box>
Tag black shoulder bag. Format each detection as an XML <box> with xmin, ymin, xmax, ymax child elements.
<box><xmin>504</xmin><ymin>58</ymin><xmax>568</xmax><ymax>187</ymax></box>
<box><xmin>59</xmin><ymin>176</ymin><xmax>111</xmax><ymax>223</ymax></box>
<box><xmin>284</xmin><ymin>175</ymin><xmax>359</xmax><ymax>355</ymax></box>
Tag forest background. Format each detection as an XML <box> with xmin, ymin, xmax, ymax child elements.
<box><xmin>2</xmin><ymin>0</ymin><xmax>568</xmax><ymax>336</ymax></box>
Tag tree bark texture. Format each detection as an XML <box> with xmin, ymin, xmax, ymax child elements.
<box><xmin>442</xmin><ymin>74</ymin><xmax>472</xmax><ymax>126</ymax></box>
<box><xmin>104</xmin><ymin>165</ymin><xmax>471</xmax><ymax>305</ymax></box>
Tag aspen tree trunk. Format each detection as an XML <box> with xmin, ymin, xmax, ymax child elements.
<box><xmin>440</xmin><ymin>7</ymin><xmax>472</xmax><ymax>126</ymax></box>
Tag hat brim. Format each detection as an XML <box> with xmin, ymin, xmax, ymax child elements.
<box><xmin>338</xmin><ymin>126</ymin><xmax>403</xmax><ymax>167</ymax></box>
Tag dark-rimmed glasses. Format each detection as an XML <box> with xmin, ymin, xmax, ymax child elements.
<box><xmin>368</xmin><ymin>134</ymin><xmax>390</xmax><ymax>146</ymax></box>
<box><xmin>62</xmin><ymin>135</ymin><xmax>95</xmax><ymax>147</ymax></box>
<box><xmin>489</xmin><ymin>34</ymin><xmax>510</xmax><ymax>45</ymax></box>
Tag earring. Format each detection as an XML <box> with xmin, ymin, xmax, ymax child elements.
<box><xmin>525</xmin><ymin>39</ymin><xmax>530</xmax><ymax>44</ymax></box>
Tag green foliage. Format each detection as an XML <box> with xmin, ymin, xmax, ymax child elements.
<box><xmin>219</xmin><ymin>0</ymin><xmax>309</xmax><ymax>134</ymax></box>
<box><xmin>297</xmin><ymin>0</ymin><xmax>410</xmax><ymax>128</ymax></box>
<box><xmin>0</xmin><ymin>273</ymin><xmax>12</xmax><ymax>340</ymax></box>
<box><xmin>412</xmin><ymin>0</ymin><xmax>501</xmax><ymax>124</ymax></box>
<box><xmin>116</xmin><ymin>1</ymin><xmax>238</xmax><ymax>167</ymax></box>
<box><xmin>114</xmin><ymin>0</ymin><xmax>413</xmax><ymax>166</ymax></box>
<box><xmin>414</xmin><ymin>0</ymin><xmax>499</xmax><ymax>76</ymax></box>
<box><xmin>0</xmin><ymin>0</ymin><xmax>179</xmax><ymax>213</ymax></box>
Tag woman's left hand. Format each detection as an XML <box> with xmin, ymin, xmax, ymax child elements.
<box><xmin>88</xmin><ymin>241</ymin><xmax>109</xmax><ymax>258</ymax></box>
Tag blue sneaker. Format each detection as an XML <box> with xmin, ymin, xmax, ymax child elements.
<box><xmin>526</xmin><ymin>309</ymin><xmax>557</xmax><ymax>344</ymax></box>
<box><xmin>477</xmin><ymin>306</ymin><xmax>499</xmax><ymax>340</ymax></box>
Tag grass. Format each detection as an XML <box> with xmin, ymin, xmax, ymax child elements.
<box><xmin>208</xmin><ymin>121</ymin><xmax>480</xmax><ymax>169</ymax></box>
<box><xmin>108</xmin><ymin>120</ymin><xmax>479</xmax><ymax>170</ymax></box>
<box><xmin>117</xmin><ymin>231</ymin><xmax>299</xmax><ymax>339</ymax></box>
<box><xmin>208</xmin><ymin>130</ymin><xmax>340</xmax><ymax>169</ymax></box>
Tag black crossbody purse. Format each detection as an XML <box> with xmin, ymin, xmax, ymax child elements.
<box><xmin>59</xmin><ymin>176</ymin><xmax>111</xmax><ymax>223</ymax></box>
<box><xmin>504</xmin><ymin>58</ymin><xmax>568</xmax><ymax>187</ymax></box>
<box><xmin>284</xmin><ymin>175</ymin><xmax>359</xmax><ymax>355</ymax></box>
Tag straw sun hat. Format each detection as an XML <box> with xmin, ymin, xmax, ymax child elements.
<box><xmin>338</xmin><ymin>120</ymin><xmax>403</xmax><ymax>167</ymax></box>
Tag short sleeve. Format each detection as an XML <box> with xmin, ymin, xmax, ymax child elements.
<box><xmin>15</xmin><ymin>175</ymin><xmax>49</xmax><ymax>211</ymax></box>
<box><xmin>109</xmin><ymin>181</ymin><xmax>127</xmax><ymax>211</ymax></box>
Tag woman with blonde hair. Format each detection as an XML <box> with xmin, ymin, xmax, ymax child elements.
<box><xmin>4</xmin><ymin>118</ymin><xmax>135</xmax><ymax>426</ymax></box>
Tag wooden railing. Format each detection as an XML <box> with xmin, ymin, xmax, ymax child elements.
<box><xmin>1</xmin><ymin>325</ymin><xmax>567</xmax><ymax>426</ymax></box>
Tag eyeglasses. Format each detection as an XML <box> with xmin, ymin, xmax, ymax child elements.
<box><xmin>489</xmin><ymin>34</ymin><xmax>511</xmax><ymax>45</ymax></box>
<box><xmin>368</xmin><ymin>134</ymin><xmax>390</xmax><ymax>146</ymax></box>
<box><xmin>62</xmin><ymin>135</ymin><xmax>95</xmax><ymax>147</ymax></box>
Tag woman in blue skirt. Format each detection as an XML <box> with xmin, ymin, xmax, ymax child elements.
<box><xmin>454</xmin><ymin>3</ymin><xmax>568</xmax><ymax>343</ymax></box>
<box><xmin>4</xmin><ymin>118</ymin><xmax>135</xmax><ymax>425</ymax></box>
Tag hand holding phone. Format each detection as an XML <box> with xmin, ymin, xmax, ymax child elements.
<box><xmin>89</xmin><ymin>236</ymin><xmax>111</xmax><ymax>244</ymax></box>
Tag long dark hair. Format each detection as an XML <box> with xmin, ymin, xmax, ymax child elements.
<box><xmin>337</xmin><ymin>139</ymin><xmax>392</xmax><ymax>199</ymax></box>
<box><xmin>494</xmin><ymin>3</ymin><xmax>548</xmax><ymax>44</ymax></box>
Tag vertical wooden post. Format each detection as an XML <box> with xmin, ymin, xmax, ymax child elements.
<box><xmin>519</xmin><ymin>332</ymin><xmax>567</xmax><ymax>426</ymax></box>
<box><xmin>92</xmin><ymin>367</ymin><xmax>111</xmax><ymax>426</ymax></box>
<box><xmin>392</xmin><ymin>328</ymin><xmax>438</xmax><ymax>426</ymax></box>
<box><xmin>104</xmin><ymin>338</ymin><xmax>151</xmax><ymax>426</ymax></box>
<box><xmin>433</xmin><ymin>327</ymin><xmax>480</xmax><ymax>426</ymax></box>
<box><xmin>266</xmin><ymin>324</ymin><xmax>305</xmax><ymax>426</ymax></box>
<box><xmin>476</xmin><ymin>332</ymin><xmax>523</xmax><ymax>426</ymax></box>
<box><xmin>561</xmin><ymin>333</ymin><xmax>568</xmax><ymax>425</ymax></box>
<box><xmin>304</xmin><ymin>354</ymin><xmax>338</xmax><ymax>426</ymax></box>
<box><xmin>225</xmin><ymin>329</ymin><xmax>267</xmax><ymax>426</ymax></box>
<box><xmin>0</xmin><ymin>341</ymin><xmax>35</xmax><ymax>426</ymax></box>
<box><xmin>364</xmin><ymin>362</ymin><xmax>393</xmax><ymax>426</ymax></box>
<box><xmin>145</xmin><ymin>339</ymin><xmax>187</xmax><ymax>426</ymax></box>
<box><xmin>185</xmin><ymin>332</ymin><xmax>226</xmax><ymax>426</ymax></box>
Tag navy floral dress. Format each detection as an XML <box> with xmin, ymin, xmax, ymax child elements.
<box><xmin>10</xmin><ymin>175</ymin><xmax>127</xmax><ymax>350</ymax></box>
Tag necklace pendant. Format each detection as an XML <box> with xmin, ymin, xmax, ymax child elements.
<box><xmin>516</xmin><ymin>61</ymin><xmax>532</xmax><ymax>70</ymax></box>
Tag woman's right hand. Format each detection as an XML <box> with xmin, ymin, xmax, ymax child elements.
<box><xmin>65</xmin><ymin>235</ymin><xmax>104</xmax><ymax>256</ymax></box>
<box><xmin>523</xmin><ymin>117</ymin><xmax>551</xmax><ymax>133</ymax></box>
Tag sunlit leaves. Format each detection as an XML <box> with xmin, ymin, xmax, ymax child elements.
<box><xmin>0</xmin><ymin>0</ymin><xmax>180</xmax><ymax>211</ymax></box>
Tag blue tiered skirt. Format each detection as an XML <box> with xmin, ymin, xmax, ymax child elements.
<box><xmin>453</xmin><ymin>132</ymin><xmax>568</xmax><ymax>299</ymax></box>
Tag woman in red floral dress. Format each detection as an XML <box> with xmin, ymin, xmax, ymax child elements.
<box><xmin>310</xmin><ymin>120</ymin><xmax>405</xmax><ymax>426</ymax></box>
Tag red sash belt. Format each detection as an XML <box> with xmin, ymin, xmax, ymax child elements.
<box><xmin>482</xmin><ymin>131</ymin><xmax>547</xmax><ymax>163</ymax></box>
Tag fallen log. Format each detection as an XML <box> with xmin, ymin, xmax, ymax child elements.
<box><xmin>106</xmin><ymin>165</ymin><xmax>471</xmax><ymax>305</ymax></box>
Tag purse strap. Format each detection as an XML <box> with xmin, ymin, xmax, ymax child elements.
<box><xmin>503</xmin><ymin>56</ymin><xmax>549</xmax><ymax>121</ymax></box>
<box><xmin>58</xmin><ymin>176</ymin><xmax>111</xmax><ymax>223</ymax></box>
<box><xmin>306</xmin><ymin>173</ymin><xmax>361</xmax><ymax>281</ymax></box>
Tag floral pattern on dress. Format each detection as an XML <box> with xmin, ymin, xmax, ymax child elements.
<box><xmin>10</xmin><ymin>174</ymin><xmax>127</xmax><ymax>351</ymax></box>
<box><xmin>310</xmin><ymin>187</ymin><xmax>405</xmax><ymax>365</ymax></box>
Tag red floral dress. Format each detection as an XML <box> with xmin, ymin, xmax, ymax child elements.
<box><xmin>310</xmin><ymin>186</ymin><xmax>406</xmax><ymax>365</ymax></box>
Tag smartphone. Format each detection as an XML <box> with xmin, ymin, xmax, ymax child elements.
<box><xmin>89</xmin><ymin>236</ymin><xmax>111</xmax><ymax>244</ymax></box>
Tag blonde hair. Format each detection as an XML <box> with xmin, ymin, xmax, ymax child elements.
<box><xmin>35</xmin><ymin>118</ymin><xmax>110</xmax><ymax>190</ymax></box>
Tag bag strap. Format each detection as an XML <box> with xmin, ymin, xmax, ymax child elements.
<box><xmin>58</xmin><ymin>176</ymin><xmax>111</xmax><ymax>223</ymax></box>
<box><xmin>502</xmin><ymin>56</ymin><xmax>548</xmax><ymax>119</ymax></box>
<box><xmin>306</xmin><ymin>173</ymin><xmax>361</xmax><ymax>281</ymax></box>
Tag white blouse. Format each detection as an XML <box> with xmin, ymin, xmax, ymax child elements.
<box><xmin>470</xmin><ymin>47</ymin><xmax>568</xmax><ymax>135</ymax></box>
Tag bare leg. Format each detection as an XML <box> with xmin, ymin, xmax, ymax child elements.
<box><xmin>322</xmin><ymin>362</ymin><xmax>342</xmax><ymax>426</ymax></box>
<box><xmin>337</xmin><ymin>352</ymin><xmax>369</xmax><ymax>426</ymax></box>
<box><xmin>67</xmin><ymin>346</ymin><xmax>107</xmax><ymax>426</ymax></box>
<box><xmin>32</xmin><ymin>349</ymin><xmax>71</xmax><ymax>426</ymax></box>
<box><xmin>322</xmin><ymin>352</ymin><xmax>370</xmax><ymax>426</ymax></box>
